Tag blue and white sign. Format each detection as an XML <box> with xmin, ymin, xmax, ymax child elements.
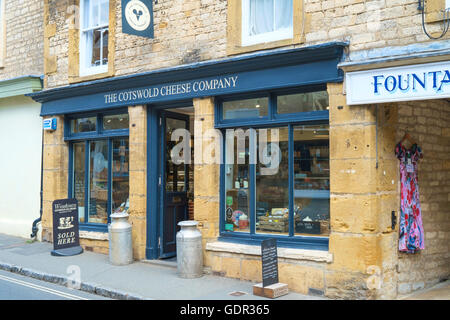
<box><xmin>122</xmin><ymin>0</ymin><xmax>153</xmax><ymax>38</ymax></box>
<box><xmin>43</xmin><ymin>118</ymin><xmax>57</xmax><ymax>131</ymax></box>
<box><xmin>345</xmin><ymin>61</ymin><xmax>450</xmax><ymax>105</ymax></box>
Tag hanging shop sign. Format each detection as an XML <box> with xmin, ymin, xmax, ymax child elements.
<box><xmin>122</xmin><ymin>0</ymin><xmax>154</xmax><ymax>38</ymax></box>
<box><xmin>345</xmin><ymin>61</ymin><xmax>450</xmax><ymax>105</ymax></box>
<box><xmin>51</xmin><ymin>198</ymin><xmax>83</xmax><ymax>256</ymax></box>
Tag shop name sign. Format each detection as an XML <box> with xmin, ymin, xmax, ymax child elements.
<box><xmin>104</xmin><ymin>75</ymin><xmax>239</xmax><ymax>105</ymax></box>
<box><xmin>345</xmin><ymin>61</ymin><xmax>450</xmax><ymax>105</ymax></box>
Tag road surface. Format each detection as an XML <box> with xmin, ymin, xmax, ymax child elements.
<box><xmin>0</xmin><ymin>269</ymin><xmax>110</xmax><ymax>300</ymax></box>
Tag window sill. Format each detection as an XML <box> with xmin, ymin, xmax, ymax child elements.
<box><xmin>79</xmin><ymin>230</ymin><xmax>109</xmax><ymax>241</ymax></box>
<box><xmin>205</xmin><ymin>241</ymin><xmax>333</xmax><ymax>263</ymax></box>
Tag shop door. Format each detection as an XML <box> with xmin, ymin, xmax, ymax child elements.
<box><xmin>159</xmin><ymin>111</ymin><xmax>189</xmax><ymax>258</ymax></box>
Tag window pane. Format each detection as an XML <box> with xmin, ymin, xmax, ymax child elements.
<box><xmin>293</xmin><ymin>125</ymin><xmax>330</xmax><ymax>237</ymax></box>
<box><xmin>103</xmin><ymin>113</ymin><xmax>129</xmax><ymax>130</ymax></box>
<box><xmin>88</xmin><ymin>140</ymin><xmax>109</xmax><ymax>224</ymax></box>
<box><xmin>100</xmin><ymin>0</ymin><xmax>109</xmax><ymax>25</ymax></box>
<box><xmin>82</xmin><ymin>0</ymin><xmax>91</xmax><ymax>29</ymax></box>
<box><xmin>71</xmin><ymin>117</ymin><xmax>96</xmax><ymax>133</ymax></box>
<box><xmin>248</xmin><ymin>0</ymin><xmax>274</xmax><ymax>36</ymax></box>
<box><xmin>102</xmin><ymin>29</ymin><xmax>109</xmax><ymax>65</ymax></box>
<box><xmin>224</xmin><ymin>129</ymin><xmax>251</xmax><ymax>233</ymax></box>
<box><xmin>73</xmin><ymin>142</ymin><xmax>86</xmax><ymax>223</ymax></box>
<box><xmin>166</xmin><ymin>118</ymin><xmax>187</xmax><ymax>192</ymax></box>
<box><xmin>274</xmin><ymin>0</ymin><xmax>293</xmax><ymax>30</ymax></box>
<box><xmin>277</xmin><ymin>91</ymin><xmax>329</xmax><ymax>115</ymax></box>
<box><xmin>223</xmin><ymin>97</ymin><xmax>268</xmax><ymax>120</ymax></box>
<box><xmin>256</xmin><ymin>127</ymin><xmax>289</xmax><ymax>236</ymax></box>
<box><xmin>112</xmin><ymin>138</ymin><xmax>129</xmax><ymax>214</ymax></box>
<box><xmin>92</xmin><ymin>29</ymin><xmax>102</xmax><ymax>66</ymax></box>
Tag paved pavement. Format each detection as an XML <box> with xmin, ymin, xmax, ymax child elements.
<box><xmin>398</xmin><ymin>280</ymin><xmax>450</xmax><ymax>300</ymax></box>
<box><xmin>0</xmin><ymin>233</ymin><xmax>323</xmax><ymax>300</ymax></box>
<box><xmin>0</xmin><ymin>269</ymin><xmax>109</xmax><ymax>300</ymax></box>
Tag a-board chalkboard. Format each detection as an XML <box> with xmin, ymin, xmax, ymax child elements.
<box><xmin>261</xmin><ymin>238</ymin><xmax>278</xmax><ymax>287</ymax></box>
<box><xmin>51</xmin><ymin>198</ymin><xmax>83</xmax><ymax>256</ymax></box>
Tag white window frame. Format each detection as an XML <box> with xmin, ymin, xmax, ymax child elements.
<box><xmin>79</xmin><ymin>0</ymin><xmax>109</xmax><ymax>77</ymax></box>
<box><xmin>241</xmin><ymin>0</ymin><xmax>293</xmax><ymax>47</ymax></box>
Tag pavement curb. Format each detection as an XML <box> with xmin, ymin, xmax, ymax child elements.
<box><xmin>0</xmin><ymin>261</ymin><xmax>146</xmax><ymax>300</ymax></box>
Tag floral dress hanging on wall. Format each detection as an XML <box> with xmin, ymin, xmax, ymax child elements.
<box><xmin>395</xmin><ymin>143</ymin><xmax>425</xmax><ymax>253</ymax></box>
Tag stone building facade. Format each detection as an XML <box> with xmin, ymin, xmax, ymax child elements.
<box><xmin>34</xmin><ymin>0</ymin><xmax>450</xmax><ymax>299</ymax></box>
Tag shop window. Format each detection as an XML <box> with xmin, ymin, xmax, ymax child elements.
<box><xmin>80</xmin><ymin>0</ymin><xmax>109</xmax><ymax>76</ymax></box>
<box><xmin>255</xmin><ymin>127</ymin><xmax>289</xmax><ymax>235</ymax></box>
<box><xmin>292</xmin><ymin>125</ymin><xmax>330</xmax><ymax>236</ymax></box>
<box><xmin>67</xmin><ymin>111</ymin><xmax>129</xmax><ymax>230</ymax></box>
<box><xmin>222</xmin><ymin>97</ymin><xmax>269</xmax><ymax>120</ymax></box>
<box><xmin>241</xmin><ymin>0</ymin><xmax>293</xmax><ymax>46</ymax></box>
<box><xmin>219</xmin><ymin>89</ymin><xmax>330</xmax><ymax>249</ymax></box>
<box><xmin>71</xmin><ymin>117</ymin><xmax>97</xmax><ymax>133</ymax></box>
<box><xmin>277</xmin><ymin>91</ymin><xmax>329</xmax><ymax>115</ymax></box>
<box><xmin>103</xmin><ymin>113</ymin><xmax>129</xmax><ymax>130</ymax></box>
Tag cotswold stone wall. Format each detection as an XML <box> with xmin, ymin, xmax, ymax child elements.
<box><xmin>44</xmin><ymin>0</ymin><xmax>450</xmax><ymax>88</ymax></box>
<box><xmin>395</xmin><ymin>99</ymin><xmax>450</xmax><ymax>295</ymax></box>
<box><xmin>304</xmin><ymin>0</ymin><xmax>450</xmax><ymax>50</ymax></box>
<box><xmin>0</xmin><ymin>0</ymin><xmax>43</xmax><ymax>80</ymax></box>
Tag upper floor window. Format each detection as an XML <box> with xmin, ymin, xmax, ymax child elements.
<box><xmin>242</xmin><ymin>0</ymin><xmax>293</xmax><ymax>46</ymax></box>
<box><xmin>80</xmin><ymin>0</ymin><xmax>109</xmax><ymax>76</ymax></box>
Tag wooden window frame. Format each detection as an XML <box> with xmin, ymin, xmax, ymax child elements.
<box><xmin>227</xmin><ymin>0</ymin><xmax>304</xmax><ymax>56</ymax></box>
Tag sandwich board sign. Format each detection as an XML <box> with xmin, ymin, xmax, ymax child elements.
<box><xmin>51</xmin><ymin>198</ymin><xmax>83</xmax><ymax>256</ymax></box>
<box><xmin>253</xmin><ymin>238</ymin><xmax>289</xmax><ymax>298</ymax></box>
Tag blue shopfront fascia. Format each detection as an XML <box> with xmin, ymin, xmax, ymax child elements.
<box><xmin>29</xmin><ymin>42</ymin><xmax>347</xmax><ymax>116</ymax></box>
<box><xmin>29</xmin><ymin>42</ymin><xmax>347</xmax><ymax>258</ymax></box>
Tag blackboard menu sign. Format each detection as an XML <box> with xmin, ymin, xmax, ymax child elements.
<box><xmin>296</xmin><ymin>221</ymin><xmax>321</xmax><ymax>234</ymax></box>
<box><xmin>261</xmin><ymin>238</ymin><xmax>279</xmax><ymax>287</ymax></box>
<box><xmin>51</xmin><ymin>199</ymin><xmax>83</xmax><ymax>256</ymax></box>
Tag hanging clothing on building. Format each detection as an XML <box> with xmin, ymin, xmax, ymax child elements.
<box><xmin>395</xmin><ymin>142</ymin><xmax>425</xmax><ymax>253</ymax></box>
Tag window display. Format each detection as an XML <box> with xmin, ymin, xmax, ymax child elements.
<box><xmin>70</xmin><ymin>112</ymin><xmax>129</xmax><ymax>227</ymax></box>
<box><xmin>220</xmin><ymin>89</ymin><xmax>330</xmax><ymax>242</ymax></box>
<box><xmin>89</xmin><ymin>140</ymin><xmax>109</xmax><ymax>223</ymax></box>
<box><xmin>256</xmin><ymin>127</ymin><xmax>290</xmax><ymax>235</ymax></box>
<box><xmin>224</xmin><ymin>130</ymin><xmax>250</xmax><ymax>233</ymax></box>
<box><xmin>293</xmin><ymin>125</ymin><xmax>330</xmax><ymax>236</ymax></box>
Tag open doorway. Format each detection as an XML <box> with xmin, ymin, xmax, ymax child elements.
<box><xmin>158</xmin><ymin>106</ymin><xmax>195</xmax><ymax>260</ymax></box>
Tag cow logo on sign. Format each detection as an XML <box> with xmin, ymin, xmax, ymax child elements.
<box><xmin>124</xmin><ymin>0</ymin><xmax>151</xmax><ymax>31</ymax></box>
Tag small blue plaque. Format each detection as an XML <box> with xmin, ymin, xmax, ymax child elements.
<box><xmin>43</xmin><ymin>118</ymin><xmax>57</xmax><ymax>131</ymax></box>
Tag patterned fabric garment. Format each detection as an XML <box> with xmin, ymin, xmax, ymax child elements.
<box><xmin>395</xmin><ymin>142</ymin><xmax>425</xmax><ymax>253</ymax></box>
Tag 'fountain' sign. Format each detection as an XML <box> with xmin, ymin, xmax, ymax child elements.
<box><xmin>345</xmin><ymin>61</ymin><xmax>450</xmax><ymax>105</ymax></box>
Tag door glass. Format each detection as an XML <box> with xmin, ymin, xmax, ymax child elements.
<box><xmin>166</xmin><ymin>117</ymin><xmax>186</xmax><ymax>192</ymax></box>
<box><xmin>88</xmin><ymin>140</ymin><xmax>109</xmax><ymax>224</ymax></box>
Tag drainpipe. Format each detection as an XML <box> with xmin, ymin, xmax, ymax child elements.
<box><xmin>30</xmin><ymin>126</ymin><xmax>44</xmax><ymax>239</ymax></box>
